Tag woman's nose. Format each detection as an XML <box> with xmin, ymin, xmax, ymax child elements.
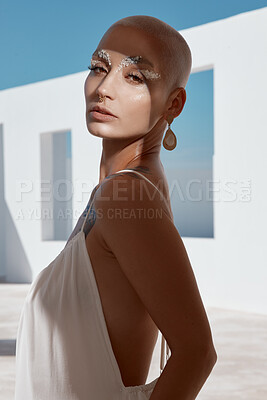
<box><xmin>96</xmin><ymin>87</ymin><xmax>111</xmax><ymax>101</ymax></box>
<box><xmin>95</xmin><ymin>70</ymin><xmax>118</xmax><ymax>101</ymax></box>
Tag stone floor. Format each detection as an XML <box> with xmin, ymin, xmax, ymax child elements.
<box><xmin>1</xmin><ymin>283</ymin><xmax>266</xmax><ymax>399</ymax></box>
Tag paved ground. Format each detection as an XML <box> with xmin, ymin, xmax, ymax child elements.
<box><xmin>1</xmin><ymin>284</ymin><xmax>266</xmax><ymax>399</ymax></box>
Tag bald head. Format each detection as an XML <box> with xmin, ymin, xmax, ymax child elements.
<box><xmin>105</xmin><ymin>15</ymin><xmax>192</xmax><ymax>93</ymax></box>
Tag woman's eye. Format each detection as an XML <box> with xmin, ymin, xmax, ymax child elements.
<box><xmin>87</xmin><ymin>66</ymin><xmax>144</xmax><ymax>83</ymax></box>
<box><xmin>88</xmin><ymin>66</ymin><xmax>107</xmax><ymax>73</ymax></box>
<box><xmin>128</xmin><ymin>73</ymin><xmax>144</xmax><ymax>83</ymax></box>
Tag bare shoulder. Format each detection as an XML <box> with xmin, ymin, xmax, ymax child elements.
<box><xmin>94</xmin><ymin>170</ymin><xmax>172</xmax><ymax>222</ymax></box>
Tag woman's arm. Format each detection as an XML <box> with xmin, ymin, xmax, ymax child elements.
<box><xmin>94</xmin><ymin>175</ymin><xmax>217</xmax><ymax>399</ymax></box>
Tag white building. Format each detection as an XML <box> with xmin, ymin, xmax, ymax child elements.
<box><xmin>0</xmin><ymin>8</ymin><xmax>266</xmax><ymax>315</ymax></box>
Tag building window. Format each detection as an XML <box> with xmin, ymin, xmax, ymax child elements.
<box><xmin>40</xmin><ymin>130</ymin><xmax>72</xmax><ymax>241</ymax></box>
<box><xmin>161</xmin><ymin>69</ymin><xmax>214</xmax><ymax>238</ymax></box>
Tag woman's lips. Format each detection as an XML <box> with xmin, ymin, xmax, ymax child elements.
<box><xmin>89</xmin><ymin>110</ymin><xmax>118</xmax><ymax>122</ymax></box>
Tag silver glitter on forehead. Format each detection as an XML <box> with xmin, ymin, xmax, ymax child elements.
<box><xmin>116</xmin><ymin>56</ymin><xmax>142</xmax><ymax>71</ymax></box>
<box><xmin>96</xmin><ymin>49</ymin><xmax>111</xmax><ymax>66</ymax></box>
<box><xmin>140</xmin><ymin>69</ymin><xmax>161</xmax><ymax>80</ymax></box>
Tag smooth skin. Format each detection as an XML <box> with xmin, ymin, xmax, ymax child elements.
<box><xmin>70</xmin><ymin>15</ymin><xmax>217</xmax><ymax>399</ymax></box>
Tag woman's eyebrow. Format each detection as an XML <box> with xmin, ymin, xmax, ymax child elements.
<box><xmin>130</xmin><ymin>56</ymin><xmax>154</xmax><ymax>68</ymax></box>
<box><xmin>115</xmin><ymin>55</ymin><xmax>155</xmax><ymax>73</ymax></box>
<box><xmin>92</xmin><ymin>50</ymin><xmax>154</xmax><ymax>69</ymax></box>
<box><xmin>123</xmin><ymin>55</ymin><xmax>154</xmax><ymax>68</ymax></box>
<box><xmin>92</xmin><ymin>49</ymin><xmax>111</xmax><ymax>66</ymax></box>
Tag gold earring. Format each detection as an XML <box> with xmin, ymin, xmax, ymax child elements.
<box><xmin>163</xmin><ymin>115</ymin><xmax>177</xmax><ymax>151</ymax></box>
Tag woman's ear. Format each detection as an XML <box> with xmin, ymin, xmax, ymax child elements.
<box><xmin>164</xmin><ymin>87</ymin><xmax>186</xmax><ymax>119</ymax></box>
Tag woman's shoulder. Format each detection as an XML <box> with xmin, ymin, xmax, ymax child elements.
<box><xmin>94</xmin><ymin>168</ymin><xmax>173</xmax><ymax>223</ymax></box>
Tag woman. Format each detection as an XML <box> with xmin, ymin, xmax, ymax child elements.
<box><xmin>15</xmin><ymin>15</ymin><xmax>217</xmax><ymax>400</ymax></box>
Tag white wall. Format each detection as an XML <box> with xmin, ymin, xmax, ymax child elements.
<box><xmin>0</xmin><ymin>8</ymin><xmax>266</xmax><ymax>314</ymax></box>
<box><xmin>181</xmin><ymin>7</ymin><xmax>267</xmax><ymax>315</ymax></box>
<box><xmin>0</xmin><ymin>72</ymin><xmax>102</xmax><ymax>283</ymax></box>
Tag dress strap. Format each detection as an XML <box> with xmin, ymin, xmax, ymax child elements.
<box><xmin>114</xmin><ymin>169</ymin><xmax>170</xmax><ymax>213</ymax></box>
<box><xmin>114</xmin><ymin>169</ymin><xmax>161</xmax><ymax>193</ymax></box>
<box><xmin>111</xmin><ymin>169</ymin><xmax>171</xmax><ymax>373</ymax></box>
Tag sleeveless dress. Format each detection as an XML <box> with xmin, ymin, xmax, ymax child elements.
<box><xmin>14</xmin><ymin>169</ymin><xmax>171</xmax><ymax>400</ymax></box>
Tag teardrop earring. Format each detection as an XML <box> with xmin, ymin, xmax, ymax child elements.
<box><xmin>163</xmin><ymin>115</ymin><xmax>177</xmax><ymax>151</ymax></box>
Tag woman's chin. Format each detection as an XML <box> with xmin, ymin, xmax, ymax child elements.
<box><xmin>86</xmin><ymin>124</ymin><xmax>114</xmax><ymax>139</ymax></box>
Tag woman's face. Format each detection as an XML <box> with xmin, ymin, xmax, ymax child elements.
<box><xmin>84</xmin><ymin>25</ymin><xmax>169</xmax><ymax>141</ymax></box>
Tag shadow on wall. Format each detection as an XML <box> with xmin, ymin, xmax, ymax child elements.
<box><xmin>0</xmin><ymin>124</ymin><xmax>32</xmax><ymax>284</ymax></box>
<box><xmin>0</xmin><ymin>199</ymin><xmax>32</xmax><ymax>284</ymax></box>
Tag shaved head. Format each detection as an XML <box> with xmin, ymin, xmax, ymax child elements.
<box><xmin>104</xmin><ymin>15</ymin><xmax>192</xmax><ymax>93</ymax></box>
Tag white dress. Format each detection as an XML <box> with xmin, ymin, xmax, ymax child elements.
<box><xmin>14</xmin><ymin>169</ymin><xmax>171</xmax><ymax>400</ymax></box>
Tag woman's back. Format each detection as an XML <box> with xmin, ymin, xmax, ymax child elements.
<box><xmin>14</xmin><ymin>169</ymin><xmax>170</xmax><ymax>400</ymax></box>
<box><xmin>85</xmin><ymin>168</ymin><xmax>172</xmax><ymax>388</ymax></box>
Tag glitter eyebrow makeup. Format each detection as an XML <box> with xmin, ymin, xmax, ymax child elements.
<box><xmin>92</xmin><ymin>49</ymin><xmax>112</xmax><ymax>66</ymax></box>
<box><xmin>90</xmin><ymin>51</ymin><xmax>161</xmax><ymax>81</ymax></box>
<box><xmin>115</xmin><ymin>56</ymin><xmax>142</xmax><ymax>71</ymax></box>
<box><xmin>140</xmin><ymin>70</ymin><xmax>161</xmax><ymax>80</ymax></box>
<box><xmin>116</xmin><ymin>55</ymin><xmax>161</xmax><ymax>80</ymax></box>
<box><xmin>90</xmin><ymin>59</ymin><xmax>104</xmax><ymax>68</ymax></box>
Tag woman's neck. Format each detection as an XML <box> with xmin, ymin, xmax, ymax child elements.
<box><xmin>98</xmin><ymin>139</ymin><xmax>162</xmax><ymax>185</ymax></box>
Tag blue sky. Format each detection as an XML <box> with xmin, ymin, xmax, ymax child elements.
<box><xmin>0</xmin><ymin>0</ymin><xmax>266</xmax><ymax>90</ymax></box>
